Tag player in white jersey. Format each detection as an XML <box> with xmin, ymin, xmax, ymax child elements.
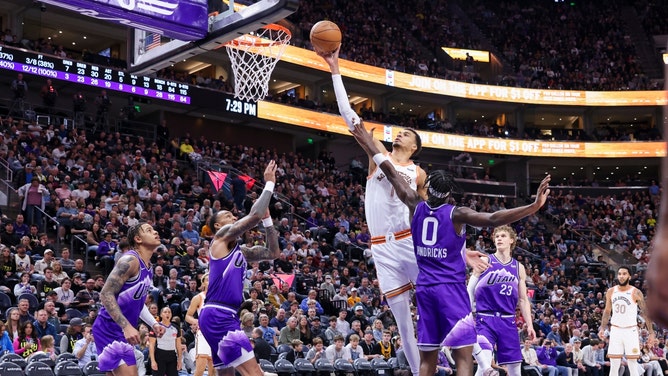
<box><xmin>599</xmin><ymin>266</ymin><xmax>655</xmax><ymax>376</ymax></box>
<box><xmin>185</xmin><ymin>273</ymin><xmax>214</xmax><ymax>376</ymax></box>
<box><xmin>318</xmin><ymin>47</ymin><xmax>426</xmax><ymax>376</ymax></box>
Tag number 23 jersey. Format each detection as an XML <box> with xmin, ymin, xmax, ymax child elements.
<box><xmin>474</xmin><ymin>254</ymin><xmax>519</xmax><ymax>315</ymax></box>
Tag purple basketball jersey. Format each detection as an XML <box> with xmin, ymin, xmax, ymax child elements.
<box><xmin>411</xmin><ymin>202</ymin><xmax>466</xmax><ymax>286</ymax></box>
<box><xmin>474</xmin><ymin>254</ymin><xmax>519</xmax><ymax>315</ymax></box>
<box><xmin>96</xmin><ymin>250</ymin><xmax>153</xmax><ymax>327</ymax></box>
<box><xmin>205</xmin><ymin>243</ymin><xmax>246</xmax><ymax>307</ymax></box>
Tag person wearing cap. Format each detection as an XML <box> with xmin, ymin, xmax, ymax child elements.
<box><xmin>347</xmin><ymin>288</ymin><xmax>361</xmax><ymax>308</ymax></box>
<box><xmin>60</xmin><ymin>317</ymin><xmax>84</xmax><ymax>353</ymax></box>
<box><xmin>350</xmin><ymin>304</ymin><xmax>370</xmax><ymax>330</ymax></box>
<box><xmin>197</xmin><ymin>161</ymin><xmax>280</xmax><ymax>375</ymax></box>
<box><xmin>91</xmin><ymin>223</ymin><xmax>166</xmax><ymax>375</ymax></box>
<box><xmin>546</xmin><ymin>324</ymin><xmax>564</xmax><ymax>349</ymax></box>
<box><xmin>17</xmin><ymin>176</ymin><xmax>49</xmax><ymax>229</ymax></box>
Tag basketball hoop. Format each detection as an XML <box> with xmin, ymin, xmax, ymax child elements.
<box><xmin>225</xmin><ymin>24</ymin><xmax>291</xmax><ymax>102</ymax></box>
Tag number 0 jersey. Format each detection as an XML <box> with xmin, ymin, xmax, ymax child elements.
<box><xmin>474</xmin><ymin>254</ymin><xmax>520</xmax><ymax>315</ymax></box>
<box><xmin>411</xmin><ymin>202</ymin><xmax>466</xmax><ymax>286</ymax></box>
<box><xmin>610</xmin><ymin>285</ymin><xmax>638</xmax><ymax>328</ymax></box>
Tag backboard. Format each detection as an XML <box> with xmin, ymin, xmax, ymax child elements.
<box><xmin>128</xmin><ymin>0</ymin><xmax>299</xmax><ymax>75</ymax></box>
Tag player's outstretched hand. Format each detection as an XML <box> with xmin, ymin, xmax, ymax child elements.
<box><xmin>350</xmin><ymin>121</ymin><xmax>380</xmax><ymax>157</ymax></box>
<box><xmin>264</xmin><ymin>160</ymin><xmax>277</xmax><ymax>183</ymax></box>
<box><xmin>465</xmin><ymin>250</ymin><xmax>489</xmax><ymax>274</ymax></box>
<box><xmin>534</xmin><ymin>175</ymin><xmax>551</xmax><ymax>208</ymax></box>
<box><xmin>316</xmin><ymin>45</ymin><xmax>341</xmax><ymax>73</ymax></box>
<box><xmin>646</xmin><ymin>230</ymin><xmax>668</xmax><ymax>327</ymax></box>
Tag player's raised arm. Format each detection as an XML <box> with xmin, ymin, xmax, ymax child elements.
<box><xmin>217</xmin><ymin>161</ymin><xmax>277</xmax><ymax>244</ymax></box>
<box><xmin>241</xmin><ymin>209</ymin><xmax>281</xmax><ymax>263</ymax></box>
<box><xmin>350</xmin><ymin>122</ymin><xmax>421</xmax><ymax>213</ymax></box>
<box><xmin>99</xmin><ymin>254</ymin><xmax>140</xmax><ymax>343</ymax></box>
<box><xmin>454</xmin><ymin>174</ymin><xmax>551</xmax><ymax>228</ymax></box>
<box><xmin>318</xmin><ymin>47</ymin><xmax>386</xmax><ymax>173</ymax></box>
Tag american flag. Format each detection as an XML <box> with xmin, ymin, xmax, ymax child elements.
<box><xmin>144</xmin><ymin>33</ymin><xmax>161</xmax><ymax>51</ymax></box>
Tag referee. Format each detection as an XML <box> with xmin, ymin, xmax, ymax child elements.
<box><xmin>149</xmin><ymin>307</ymin><xmax>183</xmax><ymax>376</ymax></box>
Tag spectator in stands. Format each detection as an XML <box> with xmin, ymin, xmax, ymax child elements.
<box><xmin>96</xmin><ymin>232</ymin><xmax>117</xmax><ymax>275</ymax></box>
<box><xmin>270</xmin><ymin>308</ymin><xmax>288</xmax><ymax>332</ymax></box>
<box><xmin>73</xmin><ymin>324</ymin><xmax>97</xmax><ymax>368</ymax></box>
<box><xmin>34</xmin><ymin>249</ymin><xmax>57</xmax><ymax>277</ymax></box>
<box><xmin>325</xmin><ymin>334</ymin><xmax>351</xmax><ymax>363</ymax></box>
<box><xmin>0</xmin><ymin>321</ymin><xmax>13</xmax><ymax>354</ymax></box>
<box><xmin>5</xmin><ymin>307</ymin><xmax>20</xmax><ymax>340</ymax></box>
<box><xmin>279</xmin><ymin>316</ymin><xmax>300</xmax><ymax>345</ymax></box>
<box><xmin>37</xmin><ymin>266</ymin><xmax>60</xmax><ymax>297</ymax></box>
<box><xmin>33</xmin><ymin>309</ymin><xmax>57</xmax><ymax>339</ymax></box>
<box><xmin>14</xmin><ymin>272</ymin><xmax>36</xmax><ymax>297</ymax></box>
<box><xmin>251</xmin><ymin>327</ymin><xmax>273</xmax><ymax>362</ymax></box>
<box><xmin>13</xmin><ymin>320</ymin><xmax>40</xmax><ymax>358</ymax></box>
<box><xmin>300</xmin><ymin>289</ymin><xmax>324</xmax><ymax>315</ymax></box>
<box><xmin>71</xmin><ymin>278</ymin><xmax>100</xmax><ymax>313</ymax></box>
<box><xmin>372</xmin><ymin>330</ymin><xmax>396</xmax><ymax>360</ymax></box>
<box><xmin>40</xmin><ymin>79</ymin><xmax>58</xmax><ymax>110</ymax></box>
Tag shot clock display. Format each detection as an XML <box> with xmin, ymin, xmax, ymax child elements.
<box><xmin>0</xmin><ymin>45</ymin><xmax>190</xmax><ymax>104</ymax></box>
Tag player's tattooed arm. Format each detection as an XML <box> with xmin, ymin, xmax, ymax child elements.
<box><xmin>241</xmin><ymin>224</ymin><xmax>281</xmax><ymax>262</ymax></box>
<box><xmin>99</xmin><ymin>255</ymin><xmax>139</xmax><ymax>329</ymax></box>
<box><xmin>219</xmin><ymin>161</ymin><xmax>277</xmax><ymax>244</ymax></box>
<box><xmin>635</xmin><ymin>289</ymin><xmax>655</xmax><ymax>338</ymax></box>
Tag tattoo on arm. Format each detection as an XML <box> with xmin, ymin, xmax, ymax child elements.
<box><xmin>99</xmin><ymin>256</ymin><xmax>137</xmax><ymax>329</ymax></box>
<box><xmin>221</xmin><ymin>190</ymin><xmax>273</xmax><ymax>242</ymax></box>
<box><xmin>636</xmin><ymin>290</ymin><xmax>654</xmax><ymax>335</ymax></box>
<box><xmin>242</xmin><ymin>244</ymin><xmax>277</xmax><ymax>263</ymax></box>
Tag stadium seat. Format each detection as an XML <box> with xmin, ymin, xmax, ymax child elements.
<box><xmin>1</xmin><ymin>353</ymin><xmax>27</xmax><ymax>370</ymax></box>
<box><xmin>0</xmin><ymin>292</ymin><xmax>12</xmax><ymax>319</ymax></box>
<box><xmin>277</xmin><ymin>344</ymin><xmax>291</xmax><ymax>354</ymax></box>
<box><xmin>18</xmin><ymin>293</ymin><xmax>40</xmax><ymax>313</ymax></box>
<box><xmin>354</xmin><ymin>358</ymin><xmax>373</xmax><ymax>372</ymax></box>
<box><xmin>294</xmin><ymin>358</ymin><xmax>316</xmax><ymax>374</ymax></box>
<box><xmin>370</xmin><ymin>358</ymin><xmax>391</xmax><ymax>375</ymax></box>
<box><xmin>314</xmin><ymin>358</ymin><xmax>335</xmax><ymax>373</ymax></box>
<box><xmin>56</xmin><ymin>353</ymin><xmax>78</xmax><ymax>365</ymax></box>
<box><xmin>259</xmin><ymin>359</ymin><xmax>276</xmax><ymax>373</ymax></box>
<box><xmin>28</xmin><ymin>352</ymin><xmax>55</xmax><ymax>369</ymax></box>
<box><xmin>83</xmin><ymin>361</ymin><xmax>105</xmax><ymax>376</ymax></box>
<box><xmin>66</xmin><ymin>308</ymin><xmax>83</xmax><ymax>320</ymax></box>
<box><xmin>55</xmin><ymin>361</ymin><xmax>83</xmax><ymax>376</ymax></box>
<box><xmin>25</xmin><ymin>361</ymin><xmax>55</xmax><ymax>376</ymax></box>
<box><xmin>334</xmin><ymin>359</ymin><xmax>355</xmax><ymax>373</ymax></box>
<box><xmin>387</xmin><ymin>357</ymin><xmax>398</xmax><ymax>370</ymax></box>
<box><xmin>274</xmin><ymin>358</ymin><xmax>296</xmax><ymax>375</ymax></box>
<box><xmin>0</xmin><ymin>361</ymin><xmax>24</xmax><ymax>376</ymax></box>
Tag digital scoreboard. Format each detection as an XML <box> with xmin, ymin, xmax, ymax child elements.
<box><xmin>0</xmin><ymin>45</ymin><xmax>191</xmax><ymax>104</ymax></box>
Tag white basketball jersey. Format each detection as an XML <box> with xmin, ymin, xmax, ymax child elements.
<box><xmin>610</xmin><ymin>285</ymin><xmax>638</xmax><ymax>328</ymax></box>
<box><xmin>365</xmin><ymin>155</ymin><xmax>418</xmax><ymax>236</ymax></box>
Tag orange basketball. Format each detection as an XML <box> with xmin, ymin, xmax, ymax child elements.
<box><xmin>310</xmin><ymin>20</ymin><xmax>342</xmax><ymax>54</ymax></box>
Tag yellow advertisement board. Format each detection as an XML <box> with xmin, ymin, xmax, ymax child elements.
<box><xmin>258</xmin><ymin>101</ymin><xmax>666</xmax><ymax>158</ymax></box>
<box><xmin>277</xmin><ymin>45</ymin><xmax>667</xmax><ymax>107</ymax></box>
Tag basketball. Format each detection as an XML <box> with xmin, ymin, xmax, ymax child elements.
<box><xmin>310</xmin><ymin>20</ymin><xmax>342</xmax><ymax>54</ymax></box>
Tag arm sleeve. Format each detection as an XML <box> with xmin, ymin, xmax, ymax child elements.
<box><xmin>332</xmin><ymin>74</ymin><xmax>361</xmax><ymax>130</ymax></box>
<box><xmin>467</xmin><ymin>274</ymin><xmax>479</xmax><ymax>311</ymax></box>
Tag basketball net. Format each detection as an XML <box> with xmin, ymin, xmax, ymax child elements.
<box><xmin>225</xmin><ymin>24</ymin><xmax>291</xmax><ymax>102</ymax></box>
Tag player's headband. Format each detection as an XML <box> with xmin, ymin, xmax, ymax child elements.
<box><xmin>428</xmin><ymin>186</ymin><xmax>449</xmax><ymax>199</ymax></box>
